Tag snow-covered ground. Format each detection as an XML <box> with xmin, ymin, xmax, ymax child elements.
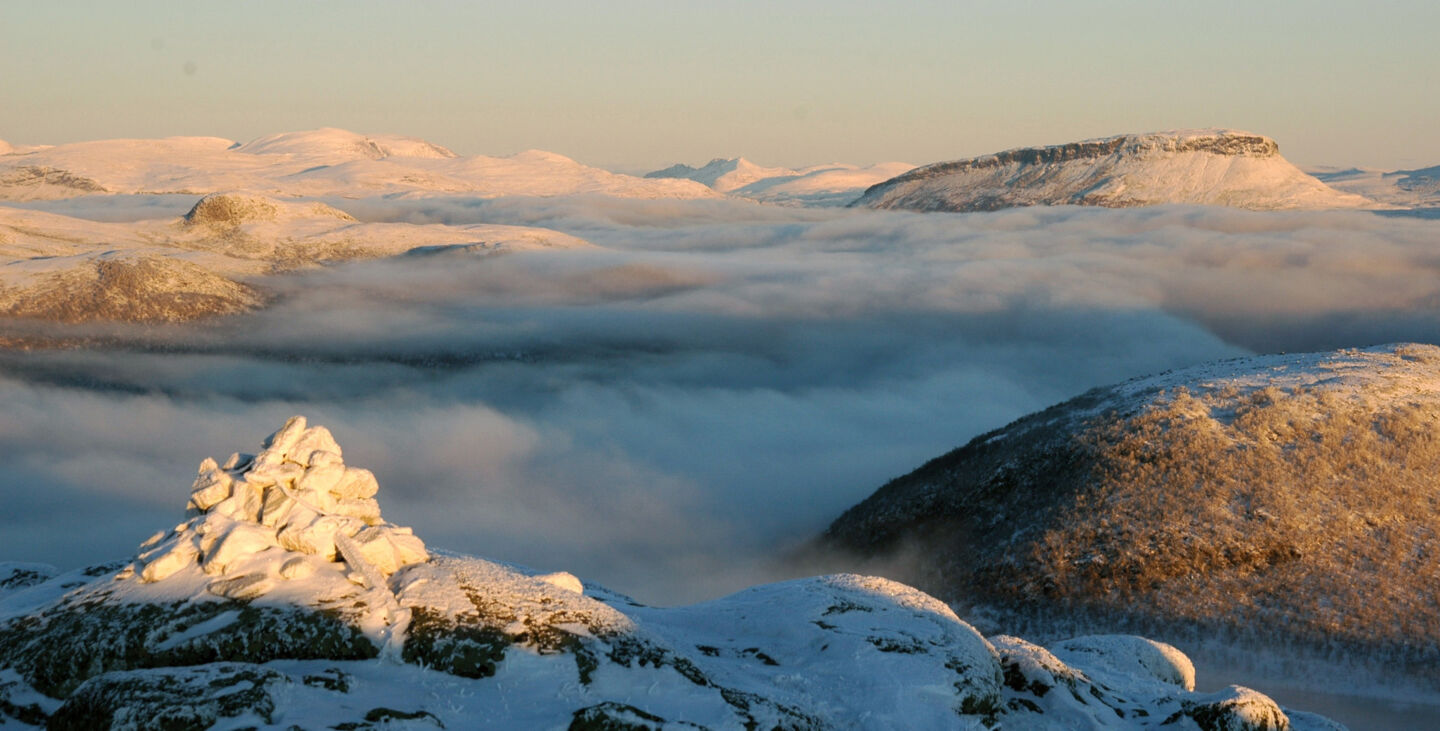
<box><xmin>1310</xmin><ymin>164</ymin><xmax>1440</xmax><ymax>209</ymax></box>
<box><xmin>0</xmin><ymin>191</ymin><xmax>590</xmax><ymax>322</ymax></box>
<box><xmin>0</xmin><ymin>417</ymin><xmax>1346</xmax><ymax>729</ymax></box>
<box><xmin>0</xmin><ymin>128</ymin><xmax>717</xmax><ymax>201</ymax></box>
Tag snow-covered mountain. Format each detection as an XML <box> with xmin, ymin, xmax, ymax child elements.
<box><xmin>0</xmin><ymin>129</ymin><xmax>718</xmax><ymax>201</ymax></box>
<box><xmin>854</xmin><ymin>130</ymin><xmax>1376</xmax><ymax>212</ymax></box>
<box><xmin>647</xmin><ymin>157</ymin><xmax>915</xmax><ymax>206</ymax></box>
<box><xmin>0</xmin><ymin>192</ymin><xmax>591</xmax><ymax>324</ymax></box>
<box><xmin>824</xmin><ymin>344</ymin><xmax>1440</xmax><ymax>678</ymax></box>
<box><xmin>0</xmin><ymin>417</ymin><xmax>1340</xmax><ymax>729</ymax></box>
<box><xmin>1313</xmin><ymin>163</ymin><xmax>1440</xmax><ymax>209</ymax></box>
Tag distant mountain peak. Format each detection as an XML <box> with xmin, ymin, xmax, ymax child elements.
<box><xmin>182</xmin><ymin>191</ymin><xmax>356</xmax><ymax>227</ymax></box>
<box><xmin>857</xmin><ymin>129</ymin><xmax>1374</xmax><ymax>212</ymax></box>
<box><xmin>234</xmin><ymin>128</ymin><xmax>458</xmax><ymax>160</ymax></box>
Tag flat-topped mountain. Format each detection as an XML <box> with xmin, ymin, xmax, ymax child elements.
<box><xmin>0</xmin><ymin>417</ymin><xmax>1339</xmax><ymax>729</ymax></box>
<box><xmin>855</xmin><ymin>129</ymin><xmax>1375</xmax><ymax>212</ymax></box>
<box><xmin>823</xmin><ymin>344</ymin><xmax>1440</xmax><ymax>675</ymax></box>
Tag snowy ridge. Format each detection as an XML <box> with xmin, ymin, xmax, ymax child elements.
<box><xmin>0</xmin><ymin>192</ymin><xmax>592</xmax><ymax>323</ymax></box>
<box><xmin>825</xmin><ymin>343</ymin><xmax>1440</xmax><ymax>692</ymax></box>
<box><xmin>856</xmin><ymin>129</ymin><xmax>1376</xmax><ymax>211</ymax></box>
<box><xmin>0</xmin><ymin>129</ymin><xmax>717</xmax><ymax>201</ymax></box>
<box><xmin>0</xmin><ymin>417</ymin><xmax>1342</xmax><ymax>729</ymax></box>
<box><xmin>1315</xmin><ymin>162</ymin><xmax>1440</xmax><ymax>209</ymax></box>
<box><xmin>647</xmin><ymin>157</ymin><xmax>916</xmax><ymax>206</ymax></box>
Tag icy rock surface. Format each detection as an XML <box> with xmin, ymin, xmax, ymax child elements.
<box><xmin>135</xmin><ymin>415</ymin><xmax>428</xmax><ymax>595</ymax></box>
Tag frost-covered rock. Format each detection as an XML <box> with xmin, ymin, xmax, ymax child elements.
<box><xmin>135</xmin><ymin>415</ymin><xmax>429</xmax><ymax>596</ymax></box>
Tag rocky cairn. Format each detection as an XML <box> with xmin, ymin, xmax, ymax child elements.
<box><xmin>125</xmin><ymin>416</ymin><xmax>428</xmax><ymax>599</ymax></box>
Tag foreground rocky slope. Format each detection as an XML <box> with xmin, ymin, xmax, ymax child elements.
<box><xmin>824</xmin><ymin>344</ymin><xmax>1440</xmax><ymax>676</ymax></box>
<box><xmin>0</xmin><ymin>418</ymin><xmax>1338</xmax><ymax>729</ymax></box>
<box><xmin>855</xmin><ymin>129</ymin><xmax>1374</xmax><ymax>212</ymax></box>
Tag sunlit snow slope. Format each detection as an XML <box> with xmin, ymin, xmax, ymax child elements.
<box><xmin>0</xmin><ymin>128</ymin><xmax>717</xmax><ymax>201</ymax></box>
<box><xmin>855</xmin><ymin>130</ymin><xmax>1376</xmax><ymax>212</ymax></box>
<box><xmin>0</xmin><ymin>417</ymin><xmax>1340</xmax><ymax>729</ymax></box>
<box><xmin>0</xmin><ymin>192</ymin><xmax>591</xmax><ymax>323</ymax></box>
<box><xmin>825</xmin><ymin>343</ymin><xmax>1440</xmax><ymax>678</ymax></box>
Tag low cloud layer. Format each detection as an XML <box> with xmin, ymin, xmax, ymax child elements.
<box><xmin>3</xmin><ymin>198</ymin><xmax>1438</xmax><ymax>604</ymax></box>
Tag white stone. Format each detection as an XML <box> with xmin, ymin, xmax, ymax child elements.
<box><xmin>210</xmin><ymin>485</ymin><xmax>263</xmax><ymax>523</ymax></box>
<box><xmin>189</xmin><ymin>468</ymin><xmax>234</xmax><ymax>512</ymax></box>
<box><xmin>263</xmin><ymin>415</ymin><xmax>308</xmax><ymax>457</ymax></box>
<box><xmin>279</xmin><ymin>555</ymin><xmax>316</xmax><ymax>579</ymax></box>
<box><xmin>536</xmin><ymin>571</ymin><xmax>584</xmax><ymax>594</ymax></box>
<box><xmin>332</xmin><ymin>467</ymin><xmax>379</xmax><ymax>500</ymax></box>
<box><xmin>308</xmin><ymin>449</ymin><xmax>344</xmax><ymax>470</ymax></box>
<box><xmin>221</xmin><ymin>452</ymin><xmax>251</xmax><ymax>471</ymax></box>
<box><xmin>291</xmin><ymin>426</ymin><xmax>342</xmax><ymax>462</ymax></box>
<box><xmin>197</xmin><ymin>457</ymin><xmax>219</xmax><ymax>474</ymax></box>
<box><xmin>295</xmin><ymin>462</ymin><xmax>345</xmax><ymax>495</ymax></box>
<box><xmin>335</xmin><ymin>497</ymin><xmax>381</xmax><ymax>525</ymax></box>
<box><xmin>351</xmin><ymin>526</ymin><xmax>428</xmax><ymax>575</ymax></box>
<box><xmin>276</xmin><ymin>514</ymin><xmax>358</xmax><ymax>560</ymax></box>
<box><xmin>201</xmin><ymin>522</ymin><xmax>276</xmax><ymax>575</ymax></box>
<box><xmin>247</xmin><ymin>460</ymin><xmax>304</xmax><ymax>490</ymax></box>
<box><xmin>258</xmin><ymin>486</ymin><xmax>298</xmax><ymax>527</ymax></box>
<box><xmin>139</xmin><ymin>536</ymin><xmax>199</xmax><ymax>582</ymax></box>
<box><xmin>207</xmin><ymin>573</ymin><xmax>275</xmax><ymax>600</ymax></box>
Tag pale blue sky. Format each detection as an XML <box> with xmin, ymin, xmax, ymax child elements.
<box><xmin>2</xmin><ymin>1</ymin><xmax>1436</xmax><ymax>170</ymax></box>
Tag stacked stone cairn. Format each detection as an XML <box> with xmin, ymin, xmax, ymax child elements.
<box><xmin>125</xmin><ymin>416</ymin><xmax>428</xmax><ymax>598</ymax></box>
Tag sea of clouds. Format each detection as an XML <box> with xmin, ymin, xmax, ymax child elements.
<box><xmin>3</xmin><ymin>196</ymin><xmax>1439</xmax><ymax>605</ymax></box>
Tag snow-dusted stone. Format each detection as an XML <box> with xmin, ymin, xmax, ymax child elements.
<box><xmin>207</xmin><ymin>573</ymin><xmax>275</xmax><ymax>600</ymax></box>
<box><xmin>990</xmin><ymin>635</ymin><xmax>1090</xmax><ymax>696</ymax></box>
<box><xmin>246</xmin><ymin>460</ymin><xmax>304</xmax><ymax>489</ymax></box>
<box><xmin>334</xmin><ymin>497</ymin><xmax>381</xmax><ymax>525</ymax></box>
<box><xmin>1172</xmin><ymin>685</ymin><xmax>1291</xmax><ymax>730</ymax></box>
<box><xmin>351</xmin><ymin>525</ymin><xmax>429</xmax><ymax>575</ymax></box>
<box><xmin>188</xmin><ymin>464</ymin><xmax>233</xmax><ymax>512</ymax></box>
<box><xmin>1053</xmin><ymin>635</ymin><xmax>1196</xmax><ymax>691</ymax></box>
<box><xmin>278</xmin><ymin>555</ymin><xmax>315</xmax><ymax>580</ymax></box>
<box><xmin>307</xmin><ymin>449</ymin><xmax>343</xmax><ymax>469</ymax></box>
<box><xmin>290</xmin><ymin>426</ymin><xmax>342</xmax><ymax>462</ymax></box>
<box><xmin>295</xmin><ymin>461</ymin><xmax>344</xmax><ymax>494</ymax></box>
<box><xmin>210</xmin><ymin>484</ymin><xmax>263</xmax><ymax>523</ymax></box>
<box><xmin>275</xmin><ymin>515</ymin><xmax>347</xmax><ymax>560</ymax></box>
<box><xmin>536</xmin><ymin>571</ymin><xmax>584</xmax><ymax>594</ymax></box>
<box><xmin>221</xmin><ymin>452</ymin><xmax>251</xmax><ymax>471</ymax></box>
<box><xmin>258</xmin><ymin>486</ymin><xmax>298</xmax><ymax>527</ymax></box>
<box><xmin>201</xmin><ymin>522</ymin><xmax>274</xmax><ymax>576</ymax></box>
<box><xmin>139</xmin><ymin>535</ymin><xmax>198</xmax><ymax>583</ymax></box>
<box><xmin>332</xmin><ymin>467</ymin><xmax>379</xmax><ymax>500</ymax></box>
<box><xmin>262</xmin><ymin>415</ymin><xmax>308</xmax><ymax>457</ymax></box>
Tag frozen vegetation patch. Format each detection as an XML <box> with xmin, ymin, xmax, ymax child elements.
<box><xmin>825</xmin><ymin>343</ymin><xmax>1440</xmax><ymax>686</ymax></box>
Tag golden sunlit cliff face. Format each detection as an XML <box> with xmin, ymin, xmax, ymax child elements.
<box><xmin>823</xmin><ymin>344</ymin><xmax>1440</xmax><ymax>668</ymax></box>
